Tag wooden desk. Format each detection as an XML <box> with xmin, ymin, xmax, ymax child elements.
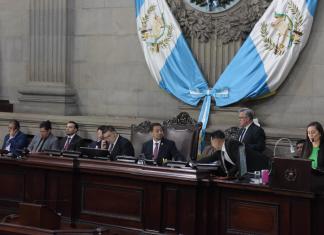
<box><xmin>208</xmin><ymin>179</ymin><xmax>320</xmax><ymax>235</ymax></box>
<box><xmin>0</xmin><ymin>154</ymin><xmax>323</xmax><ymax>235</ymax></box>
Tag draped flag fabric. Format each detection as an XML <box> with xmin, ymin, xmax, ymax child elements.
<box><xmin>135</xmin><ymin>0</ymin><xmax>317</xmax><ymax>153</ymax></box>
<box><xmin>214</xmin><ymin>0</ymin><xmax>318</xmax><ymax>106</ymax></box>
<box><xmin>135</xmin><ymin>0</ymin><xmax>209</xmax><ymax>106</ymax></box>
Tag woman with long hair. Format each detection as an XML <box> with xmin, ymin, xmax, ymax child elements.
<box><xmin>302</xmin><ymin>121</ymin><xmax>324</xmax><ymax>169</ymax></box>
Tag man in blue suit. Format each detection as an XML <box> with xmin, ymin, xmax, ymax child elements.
<box><xmin>2</xmin><ymin>120</ymin><xmax>29</xmax><ymax>157</ymax></box>
<box><xmin>141</xmin><ymin>123</ymin><xmax>184</xmax><ymax>162</ymax></box>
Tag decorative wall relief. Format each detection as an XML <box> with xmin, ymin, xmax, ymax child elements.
<box><xmin>166</xmin><ymin>0</ymin><xmax>272</xmax><ymax>83</ymax></box>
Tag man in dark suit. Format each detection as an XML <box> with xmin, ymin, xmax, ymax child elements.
<box><xmin>55</xmin><ymin>121</ymin><xmax>84</xmax><ymax>151</ymax></box>
<box><xmin>238</xmin><ymin>108</ymin><xmax>266</xmax><ymax>153</ymax></box>
<box><xmin>102</xmin><ymin>125</ymin><xmax>134</xmax><ymax>160</ymax></box>
<box><xmin>141</xmin><ymin>123</ymin><xmax>184</xmax><ymax>163</ymax></box>
<box><xmin>2</xmin><ymin>120</ymin><xmax>29</xmax><ymax>157</ymax></box>
<box><xmin>88</xmin><ymin>125</ymin><xmax>107</xmax><ymax>149</ymax></box>
<box><xmin>198</xmin><ymin>130</ymin><xmax>268</xmax><ymax>178</ymax></box>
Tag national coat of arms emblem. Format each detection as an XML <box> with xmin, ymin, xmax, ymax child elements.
<box><xmin>139</xmin><ymin>4</ymin><xmax>174</xmax><ymax>53</ymax></box>
<box><xmin>261</xmin><ymin>1</ymin><xmax>304</xmax><ymax>55</ymax></box>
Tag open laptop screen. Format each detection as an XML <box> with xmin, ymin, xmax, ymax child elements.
<box><xmin>80</xmin><ymin>147</ymin><xmax>110</xmax><ymax>160</ymax></box>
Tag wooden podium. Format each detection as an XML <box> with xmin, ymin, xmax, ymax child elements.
<box><xmin>0</xmin><ymin>203</ymin><xmax>107</xmax><ymax>235</ymax></box>
<box><xmin>270</xmin><ymin>157</ymin><xmax>324</xmax><ymax>192</ymax></box>
<box><xmin>18</xmin><ymin>203</ymin><xmax>60</xmax><ymax>230</ymax></box>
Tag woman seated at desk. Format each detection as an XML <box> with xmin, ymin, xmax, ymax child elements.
<box><xmin>302</xmin><ymin>121</ymin><xmax>324</xmax><ymax>169</ymax></box>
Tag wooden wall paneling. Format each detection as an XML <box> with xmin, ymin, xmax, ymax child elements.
<box><xmin>0</xmin><ymin>160</ymin><xmax>24</xmax><ymax>213</ymax></box>
<box><xmin>220</xmin><ymin>189</ymin><xmax>282</xmax><ymax>235</ymax></box>
<box><xmin>142</xmin><ymin>181</ymin><xmax>162</xmax><ymax>233</ymax></box>
<box><xmin>161</xmin><ymin>186</ymin><xmax>177</xmax><ymax>233</ymax></box>
<box><xmin>312</xmin><ymin>194</ymin><xmax>324</xmax><ymax>235</ymax></box>
<box><xmin>46</xmin><ymin>171</ymin><xmax>74</xmax><ymax>217</ymax></box>
<box><xmin>206</xmin><ymin>182</ymin><xmax>221</xmax><ymax>235</ymax></box>
<box><xmin>79</xmin><ymin>174</ymin><xmax>146</xmax><ymax>229</ymax></box>
<box><xmin>290</xmin><ymin>198</ymin><xmax>311</xmax><ymax>235</ymax></box>
<box><xmin>177</xmin><ymin>186</ymin><xmax>197</xmax><ymax>235</ymax></box>
<box><xmin>23</xmin><ymin>168</ymin><xmax>46</xmax><ymax>204</ymax></box>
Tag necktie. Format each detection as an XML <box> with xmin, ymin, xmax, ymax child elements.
<box><xmin>153</xmin><ymin>143</ymin><xmax>159</xmax><ymax>160</ymax></box>
<box><xmin>108</xmin><ymin>143</ymin><xmax>114</xmax><ymax>152</ymax></box>
<box><xmin>35</xmin><ymin>139</ymin><xmax>45</xmax><ymax>152</ymax></box>
<box><xmin>5</xmin><ymin>138</ymin><xmax>13</xmax><ymax>151</ymax></box>
<box><xmin>221</xmin><ymin>151</ymin><xmax>228</xmax><ymax>175</ymax></box>
<box><xmin>239</xmin><ymin>128</ymin><xmax>246</xmax><ymax>142</ymax></box>
<box><xmin>64</xmin><ymin>137</ymin><xmax>72</xmax><ymax>150</ymax></box>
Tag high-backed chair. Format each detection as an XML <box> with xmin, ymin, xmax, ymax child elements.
<box><xmin>130</xmin><ymin>121</ymin><xmax>152</xmax><ymax>157</ymax></box>
<box><xmin>163</xmin><ymin>112</ymin><xmax>202</xmax><ymax>161</ymax></box>
<box><xmin>224</xmin><ymin>126</ymin><xmax>240</xmax><ymax>140</ymax></box>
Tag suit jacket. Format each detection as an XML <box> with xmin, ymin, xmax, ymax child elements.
<box><xmin>88</xmin><ymin>140</ymin><xmax>102</xmax><ymax>149</ymax></box>
<box><xmin>109</xmin><ymin>135</ymin><xmax>134</xmax><ymax>160</ymax></box>
<box><xmin>2</xmin><ymin>131</ymin><xmax>29</xmax><ymax>157</ymax></box>
<box><xmin>28</xmin><ymin>133</ymin><xmax>58</xmax><ymax>153</ymax></box>
<box><xmin>239</xmin><ymin>123</ymin><xmax>266</xmax><ymax>153</ymax></box>
<box><xmin>198</xmin><ymin>139</ymin><xmax>269</xmax><ymax>177</ymax></box>
<box><xmin>141</xmin><ymin>138</ymin><xmax>185</xmax><ymax>162</ymax></box>
<box><xmin>55</xmin><ymin>134</ymin><xmax>84</xmax><ymax>152</ymax></box>
<box><xmin>301</xmin><ymin>142</ymin><xmax>324</xmax><ymax>169</ymax></box>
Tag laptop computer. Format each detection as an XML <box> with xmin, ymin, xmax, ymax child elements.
<box><xmin>80</xmin><ymin>147</ymin><xmax>110</xmax><ymax>160</ymax></box>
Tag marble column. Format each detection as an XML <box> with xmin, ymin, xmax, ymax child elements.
<box><xmin>16</xmin><ymin>0</ymin><xmax>78</xmax><ymax>115</ymax></box>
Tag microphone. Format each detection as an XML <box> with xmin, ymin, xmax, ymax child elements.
<box><xmin>273</xmin><ymin>138</ymin><xmax>295</xmax><ymax>157</ymax></box>
<box><xmin>311</xmin><ymin>138</ymin><xmax>315</xmax><ymax>142</ymax></box>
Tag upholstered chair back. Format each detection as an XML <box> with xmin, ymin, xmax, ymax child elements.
<box><xmin>131</xmin><ymin>113</ymin><xmax>202</xmax><ymax>161</ymax></box>
<box><xmin>130</xmin><ymin>121</ymin><xmax>152</xmax><ymax>157</ymax></box>
<box><xmin>163</xmin><ymin>112</ymin><xmax>201</xmax><ymax>161</ymax></box>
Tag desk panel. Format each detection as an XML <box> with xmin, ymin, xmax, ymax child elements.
<box><xmin>0</xmin><ymin>155</ymin><xmax>322</xmax><ymax>235</ymax></box>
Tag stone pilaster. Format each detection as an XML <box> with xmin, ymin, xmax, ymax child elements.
<box><xmin>16</xmin><ymin>0</ymin><xmax>77</xmax><ymax>115</ymax></box>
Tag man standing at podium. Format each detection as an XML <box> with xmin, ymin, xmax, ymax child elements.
<box><xmin>238</xmin><ymin>108</ymin><xmax>266</xmax><ymax>153</ymax></box>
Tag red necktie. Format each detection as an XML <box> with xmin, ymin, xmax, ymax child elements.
<box><xmin>153</xmin><ymin>143</ymin><xmax>159</xmax><ymax>160</ymax></box>
<box><xmin>64</xmin><ymin>137</ymin><xmax>71</xmax><ymax>150</ymax></box>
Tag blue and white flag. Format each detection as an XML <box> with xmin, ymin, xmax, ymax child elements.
<box><xmin>135</xmin><ymin>0</ymin><xmax>317</xmax><ymax>154</ymax></box>
<box><xmin>214</xmin><ymin>0</ymin><xmax>317</xmax><ymax>106</ymax></box>
<box><xmin>135</xmin><ymin>0</ymin><xmax>209</xmax><ymax>106</ymax></box>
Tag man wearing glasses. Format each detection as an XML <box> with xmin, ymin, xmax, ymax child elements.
<box><xmin>238</xmin><ymin>108</ymin><xmax>266</xmax><ymax>153</ymax></box>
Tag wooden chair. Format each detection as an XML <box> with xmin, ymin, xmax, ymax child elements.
<box><xmin>131</xmin><ymin>112</ymin><xmax>202</xmax><ymax>161</ymax></box>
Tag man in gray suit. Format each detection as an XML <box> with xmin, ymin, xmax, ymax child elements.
<box><xmin>28</xmin><ymin>120</ymin><xmax>58</xmax><ymax>153</ymax></box>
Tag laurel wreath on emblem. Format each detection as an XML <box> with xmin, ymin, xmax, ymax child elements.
<box><xmin>284</xmin><ymin>168</ymin><xmax>297</xmax><ymax>182</ymax></box>
<box><xmin>140</xmin><ymin>4</ymin><xmax>174</xmax><ymax>53</ymax></box>
<box><xmin>261</xmin><ymin>1</ymin><xmax>304</xmax><ymax>56</ymax></box>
